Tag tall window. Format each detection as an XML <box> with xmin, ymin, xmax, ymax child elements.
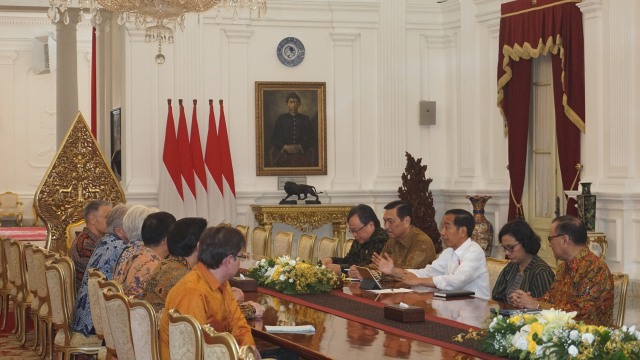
<box><xmin>526</xmin><ymin>55</ymin><xmax>564</xmax><ymax>265</ymax></box>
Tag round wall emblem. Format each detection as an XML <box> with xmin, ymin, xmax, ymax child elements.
<box><xmin>277</xmin><ymin>37</ymin><xmax>305</xmax><ymax>67</ymax></box>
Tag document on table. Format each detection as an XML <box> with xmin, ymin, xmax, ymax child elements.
<box><xmin>368</xmin><ymin>288</ymin><xmax>413</xmax><ymax>294</ymax></box>
<box><xmin>264</xmin><ymin>325</ymin><xmax>316</xmax><ymax>334</ymax></box>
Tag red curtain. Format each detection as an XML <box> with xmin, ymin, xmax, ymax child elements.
<box><xmin>497</xmin><ymin>0</ymin><xmax>584</xmax><ymax>220</ymax></box>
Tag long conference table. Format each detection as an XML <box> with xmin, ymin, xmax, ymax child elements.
<box><xmin>245</xmin><ymin>282</ymin><xmax>503</xmax><ymax>360</ymax></box>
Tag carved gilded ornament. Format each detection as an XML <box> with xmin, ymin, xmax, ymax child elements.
<box><xmin>252</xmin><ymin>205</ymin><xmax>351</xmax><ymax>233</ymax></box>
<box><xmin>34</xmin><ymin>112</ymin><xmax>126</xmax><ymax>252</ymax></box>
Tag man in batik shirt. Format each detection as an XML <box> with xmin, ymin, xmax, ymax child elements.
<box><xmin>71</xmin><ymin>204</ymin><xmax>129</xmax><ymax>335</ymax></box>
<box><xmin>114</xmin><ymin>211</ymin><xmax>175</xmax><ymax>298</ymax></box>
<box><xmin>322</xmin><ymin>204</ymin><xmax>388</xmax><ymax>275</ymax></box>
<box><xmin>510</xmin><ymin>215</ymin><xmax>614</xmax><ymax>326</ymax></box>
<box><xmin>69</xmin><ymin>200</ymin><xmax>112</xmax><ymax>290</ymax></box>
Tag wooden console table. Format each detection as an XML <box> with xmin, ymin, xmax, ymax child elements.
<box><xmin>251</xmin><ymin>204</ymin><xmax>353</xmax><ymax>257</ymax></box>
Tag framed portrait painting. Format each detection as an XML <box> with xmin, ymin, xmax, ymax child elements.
<box><xmin>255</xmin><ymin>81</ymin><xmax>327</xmax><ymax>176</ymax></box>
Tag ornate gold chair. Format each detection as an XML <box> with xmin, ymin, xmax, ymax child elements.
<box><xmin>486</xmin><ymin>257</ymin><xmax>510</xmax><ymax>293</ymax></box>
<box><xmin>7</xmin><ymin>239</ymin><xmax>33</xmax><ymax>345</ymax></box>
<box><xmin>202</xmin><ymin>326</ymin><xmax>263</xmax><ymax>360</ymax></box>
<box><xmin>272</xmin><ymin>231</ymin><xmax>294</xmax><ymax>258</ymax></box>
<box><xmin>612</xmin><ymin>272</ymin><xmax>629</xmax><ymax>327</ymax></box>
<box><xmin>97</xmin><ymin>279</ymin><xmax>124</xmax><ymax>359</ymax></box>
<box><xmin>65</xmin><ymin>220</ymin><xmax>86</xmax><ymax>250</ymax></box>
<box><xmin>218</xmin><ymin>222</ymin><xmax>232</xmax><ymax>227</ymax></box>
<box><xmin>129</xmin><ymin>297</ymin><xmax>161</xmax><ymax>360</ymax></box>
<box><xmin>46</xmin><ymin>256</ymin><xmax>102</xmax><ymax>360</ymax></box>
<box><xmin>32</xmin><ymin>246</ymin><xmax>55</xmax><ymax>358</ymax></box>
<box><xmin>317</xmin><ymin>237</ymin><xmax>339</xmax><ymax>260</ymax></box>
<box><xmin>168</xmin><ymin>308</ymin><xmax>203</xmax><ymax>360</ymax></box>
<box><xmin>23</xmin><ymin>244</ymin><xmax>41</xmax><ymax>350</ymax></box>
<box><xmin>87</xmin><ymin>269</ymin><xmax>107</xmax><ymax>341</ymax></box>
<box><xmin>0</xmin><ymin>236</ymin><xmax>13</xmax><ymax>330</ymax></box>
<box><xmin>0</xmin><ymin>191</ymin><xmax>23</xmax><ymax>226</ymax></box>
<box><xmin>296</xmin><ymin>234</ymin><xmax>316</xmax><ymax>261</ymax></box>
<box><xmin>103</xmin><ymin>289</ymin><xmax>136</xmax><ymax>359</ymax></box>
<box><xmin>250</xmin><ymin>227</ymin><xmax>270</xmax><ymax>260</ymax></box>
<box><xmin>342</xmin><ymin>238</ymin><xmax>355</xmax><ymax>256</ymax></box>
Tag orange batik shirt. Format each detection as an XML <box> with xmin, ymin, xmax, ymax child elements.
<box><xmin>159</xmin><ymin>263</ymin><xmax>255</xmax><ymax>360</ymax></box>
<box><xmin>538</xmin><ymin>247</ymin><xmax>613</xmax><ymax>326</ymax></box>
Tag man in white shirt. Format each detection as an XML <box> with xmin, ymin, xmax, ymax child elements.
<box><xmin>372</xmin><ymin>208</ymin><xmax>490</xmax><ymax>299</ymax></box>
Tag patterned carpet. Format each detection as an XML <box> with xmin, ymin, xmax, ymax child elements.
<box><xmin>0</xmin><ymin>307</ymin><xmax>40</xmax><ymax>360</ymax></box>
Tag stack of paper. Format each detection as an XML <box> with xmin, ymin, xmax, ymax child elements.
<box><xmin>264</xmin><ymin>325</ymin><xmax>316</xmax><ymax>334</ymax></box>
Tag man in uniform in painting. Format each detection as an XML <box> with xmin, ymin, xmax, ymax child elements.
<box><xmin>270</xmin><ymin>92</ymin><xmax>317</xmax><ymax>167</ymax></box>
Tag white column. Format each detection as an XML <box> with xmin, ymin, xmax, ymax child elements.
<box><xmin>330</xmin><ymin>32</ymin><xmax>360</xmax><ymax>190</ymax></box>
<box><xmin>374</xmin><ymin>0</ymin><xmax>407</xmax><ymax>188</ymax></box>
<box><xmin>55</xmin><ymin>9</ymin><xmax>80</xmax><ymax>146</ymax></box>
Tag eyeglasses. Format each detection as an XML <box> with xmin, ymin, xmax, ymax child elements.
<box><xmin>501</xmin><ymin>243</ymin><xmax>521</xmax><ymax>253</ymax></box>
<box><xmin>348</xmin><ymin>223</ymin><xmax>367</xmax><ymax>235</ymax></box>
<box><xmin>547</xmin><ymin>234</ymin><xmax>565</xmax><ymax>243</ymax></box>
<box><xmin>233</xmin><ymin>253</ymin><xmax>249</xmax><ymax>260</ymax></box>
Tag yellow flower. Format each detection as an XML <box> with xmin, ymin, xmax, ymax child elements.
<box><xmin>509</xmin><ymin>315</ymin><xmax>523</xmax><ymax>324</ymax></box>
<box><xmin>272</xmin><ymin>265</ymin><xmax>282</xmax><ymax>280</ymax></box>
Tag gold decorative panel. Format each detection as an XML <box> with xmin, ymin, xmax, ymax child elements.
<box><xmin>251</xmin><ymin>204</ymin><xmax>351</xmax><ymax>257</ymax></box>
<box><xmin>34</xmin><ymin>112</ymin><xmax>126</xmax><ymax>252</ymax></box>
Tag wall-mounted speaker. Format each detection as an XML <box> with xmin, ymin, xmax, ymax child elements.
<box><xmin>419</xmin><ymin>100</ymin><xmax>436</xmax><ymax>125</ymax></box>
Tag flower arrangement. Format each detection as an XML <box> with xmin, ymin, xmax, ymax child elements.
<box><xmin>455</xmin><ymin>309</ymin><xmax>640</xmax><ymax>359</ymax></box>
<box><xmin>246</xmin><ymin>255</ymin><xmax>342</xmax><ymax>295</ymax></box>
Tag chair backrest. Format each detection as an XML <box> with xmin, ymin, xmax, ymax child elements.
<box><xmin>45</xmin><ymin>257</ymin><xmax>73</xmax><ymax>341</ymax></box>
<box><xmin>23</xmin><ymin>244</ymin><xmax>38</xmax><ymax>300</ymax></box>
<box><xmin>296</xmin><ymin>234</ymin><xmax>317</xmax><ymax>261</ymax></box>
<box><xmin>250</xmin><ymin>227</ymin><xmax>269</xmax><ymax>258</ymax></box>
<box><xmin>168</xmin><ymin>308</ymin><xmax>203</xmax><ymax>360</ymax></box>
<box><xmin>1</xmin><ymin>238</ymin><xmax>14</xmax><ymax>289</ymax></box>
<box><xmin>612</xmin><ymin>272</ymin><xmax>629</xmax><ymax>327</ymax></box>
<box><xmin>103</xmin><ymin>289</ymin><xmax>136</xmax><ymax>360</ymax></box>
<box><xmin>272</xmin><ymin>231</ymin><xmax>294</xmax><ymax>257</ymax></box>
<box><xmin>129</xmin><ymin>297</ymin><xmax>160</xmax><ymax>360</ymax></box>
<box><xmin>88</xmin><ymin>269</ymin><xmax>107</xmax><ymax>339</ymax></box>
<box><xmin>31</xmin><ymin>247</ymin><xmax>53</xmax><ymax>321</ymax></box>
<box><xmin>486</xmin><ymin>257</ymin><xmax>510</xmax><ymax>292</ymax></box>
<box><xmin>0</xmin><ymin>192</ymin><xmax>20</xmax><ymax>208</ymax></box>
<box><xmin>217</xmin><ymin>222</ymin><xmax>231</xmax><ymax>227</ymax></box>
<box><xmin>66</xmin><ymin>220</ymin><xmax>86</xmax><ymax>250</ymax></box>
<box><xmin>0</xmin><ymin>237</ymin><xmax>8</xmax><ymax>289</ymax></box>
<box><xmin>7</xmin><ymin>239</ymin><xmax>27</xmax><ymax>300</ymax></box>
<box><xmin>202</xmin><ymin>326</ymin><xmax>237</xmax><ymax>360</ymax></box>
<box><xmin>342</xmin><ymin>238</ymin><xmax>355</xmax><ymax>257</ymax></box>
<box><xmin>317</xmin><ymin>237</ymin><xmax>339</xmax><ymax>260</ymax></box>
<box><xmin>98</xmin><ymin>279</ymin><xmax>124</xmax><ymax>355</ymax></box>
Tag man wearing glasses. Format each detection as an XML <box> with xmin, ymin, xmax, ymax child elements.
<box><xmin>159</xmin><ymin>226</ymin><xmax>261</xmax><ymax>359</ymax></box>
<box><xmin>510</xmin><ymin>215</ymin><xmax>614</xmax><ymax>326</ymax></box>
<box><xmin>366</xmin><ymin>200</ymin><xmax>437</xmax><ymax>277</ymax></box>
<box><xmin>322</xmin><ymin>204</ymin><xmax>388</xmax><ymax>275</ymax></box>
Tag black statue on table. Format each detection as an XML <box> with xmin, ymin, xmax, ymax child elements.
<box><xmin>280</xmin><ymin>181</ymin><xmax>323</xmax><ymax>204</ymax></box>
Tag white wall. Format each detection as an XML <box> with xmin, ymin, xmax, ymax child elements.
<box><xmin>1</xmin><ymin>0</ymin><xmax>639</xmax><ymax>285</ymax></box>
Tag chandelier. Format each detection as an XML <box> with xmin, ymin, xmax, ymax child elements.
<box><xmin>47</xmin><ymin>0</ymin><xmax>267</xmax><ymax>63</ymax></box>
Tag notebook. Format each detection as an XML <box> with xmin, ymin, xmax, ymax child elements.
<box><xmin>355</xmin><ymin>266</ymin><xmax>386</xmax><ymax>290</ymax></box>
<box><xmin>433</xmin><ymin>289</ymin><xmax>475</xmax><ymax>298</ymax></box>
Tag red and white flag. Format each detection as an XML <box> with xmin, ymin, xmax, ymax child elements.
<box><xmin>159</xmin><ymin>99</ymin><xmax>185</xmax><ymax>218</ymax></box>
<box><xmin>218</xmin><ymin>100</ymin><xmax>236</xmax><ymax>223</ymax></box>
<box><xmin>204</xmin><ymin>99</ymin><xmax>225</xmax><ymax>225</ymax></box>
<box><xmin>190</xmin><ymin>100</ymin><xmax>209</xmax><ymax>219</ymax></box>
<box><xmin>177</xmin><ymin>99</ymin><xmax>197</xmax><ymax>217</ymax></box>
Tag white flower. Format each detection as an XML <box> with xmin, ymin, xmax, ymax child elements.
<box><xmin>265</xmin><ymin>266</ymin><xmax>276</xmax><ymax>278</ymax></box>
<box><xmin>581</xmin><ymin>332</ymin><xmax>595</xmax><ymax>344</ymax></box>
<box><xmin>511</xmin><ymin>332</ymin><xmax>528</xmax><ymax>351</ymax></box>
<box><xmin>568</xmin><ymin>345</ymin><xmax>578</xmax><ymax>356</ymax></box>
<box><xmin>539</xmin><ymin>309</ymin><xmax>577</xmax><ymax>325</ymax></box>
<box><xmin>289</xmin><ymin>278</ymin><xmax>294</xmax><ymax>283</ymax></box>
<box><xmin>628</xmin><ymin>325</ymin><xmax>636</xmax><ymax>334</ymax></box>
<box><xmin>279</xmin><ymin>274</ymin><xmax>286</xmax><ymax>281</ymax></box>
<box><xmin>289</xmin><ymin>259</ymin><xmax>296</xmax><ymax>266</ymax></box>
<box><xmin>569</xmin><ymin>330</ymin><xmax>579</xmax><ymax>341</ymax></box>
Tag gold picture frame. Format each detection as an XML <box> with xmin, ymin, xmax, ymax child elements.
<box><xmin>255</xmin><ymin>81</ymin><xmax>327</xmax><ymax>176</ymax></box>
